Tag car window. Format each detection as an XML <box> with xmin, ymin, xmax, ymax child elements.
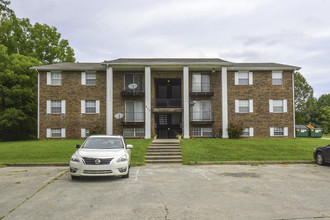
<box><xmin>82</xmin><ymin>138</ymin><xmax>124</xmax><ymax>149</ymax></box>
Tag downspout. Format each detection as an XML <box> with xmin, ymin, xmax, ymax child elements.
<box><xmin>292</xmin><ymin>71</ymin><xmax>296</xmax><ymax>138</ymax></box>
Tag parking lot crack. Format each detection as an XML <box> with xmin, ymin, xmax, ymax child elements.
<box><xmin>0</xmin><ymin>170</ymin><xmax>67</xmax><ymax>220</ymax></box>
<box><xmin>160</xmin><ymin>201</ymin><xmax>170</xmax><ymax>220</ymax></box>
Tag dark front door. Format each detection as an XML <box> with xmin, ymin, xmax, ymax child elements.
<box><xmin>155</xmin><ymin>79</ymin><xmax>181</xmax><ymax>108</ymax></box>
<box><xmin>155</xmin><ymin>113</ymin><xmax>182</xmax><ymax>139</ymax></box>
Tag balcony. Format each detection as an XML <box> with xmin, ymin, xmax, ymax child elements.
<box><xmin>190</xmin><ymin>111</ymin><xmax>214</xmax><ymax>125</ymax></box>
<box><xmin>190</xmin><ymin>83</ymin><xmax>214</xmax><ymax>96</ymax></box>
<box><xmin>121</xmin><ymin>112</ymin><xmax>144</xmax><ymax>127</ymax></box>
<box><xmin>155</xmin><ymin>99</ymin><xmax>182</xmax><ymax>108</ymax></box>
<box><xmin>120</xmin><ymin>83</ymin><xmax>144</xmax><ymax>97</ymax></box>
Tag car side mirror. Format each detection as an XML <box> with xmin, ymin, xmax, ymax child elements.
<box><xmin>127</xmin><ymin>144</ymin><xmax>133</xmax><ymax>149</ymax></box>
<box><xmin>76</xmin><ymin>144</ymin><xmax>80</xmax><ymax>149</ymax></box>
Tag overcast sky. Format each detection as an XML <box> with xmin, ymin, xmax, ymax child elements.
<box><xmin>11</xmin><ymin>0</ymin><xmax>330</xmax><ymax>97</ymax></box>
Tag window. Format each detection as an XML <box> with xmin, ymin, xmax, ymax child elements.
<box><xmin>47</xmin><ymin>128</ymin><xmax>65</xmax><ymax>138</ymax></box>
<box><xmin>123</xmin><ymin>128</ymin><xmax>145</xmax><ymax>138</ymax></box>
<box><xmin>192</xmin><ymin>73</ymin><xmax>210</xmax><ymax>92</ymax></box>
<box><xmin>125</xmin><ymin>73</ymin><xmax>142</xmax><ymax>92</ymax></box>
<box><xmin>191</xmin><ymin>127</ymin><xmax>213</xmax><ymax>137</ymax></box>
<box><xmin>85</xmin><ymin>72</ymin><xmax>97</xmax><ymax>85</ymax></box>
<box><xmin>86</xmin><ymin>101</ymin><xmax>96</xmax><ymax>113</ymax></box>
<box><xmin>48</xmin><ymin>72</ymin><xmax>61</xmax><ymax>85</ymax></box>
<box><xmin>272</xmin><ymin>71</ymin><xmax>282</xmax><ymax>85</ymax></box>
<box><xmin>81</xmin><ymin>100</ymin><xmax>100</xmax><ymax>114</ymax></box>
<box><xmin>46</xmin><ymin>100</ymin><xmax>65</xmax><ymax>114</ymax></box>
<box><xmin>241</xmin><ymin>128</ymin><xmax>254</xmax><ymax>137</ymax></box>
<box><xmin>81</xmin><ymin>128</ymin><xmax>90</xmax><ymax>138</ymax></box>
<box><xmin>235</xmin><ymin>71</ymin><xmax>253</xmax><ymax>85</ymax></box>
<box><xmin>235</xmin><ymin>100</ymin><xmax>253</xmax><ymax>113</ymax></box>
<box><xmin>270</xmin><ymin>127</ymin><xmax>288</xmax><ymax>136</ymax></box>
<box><xmin>192</xmin><ymin>101</ymin><xmax>211</xmax><ymax>121</ymax></box>
<box><xmin>125</xmin><ymin>101</ymin><xmax>144</xmax><ymax>122</ymax></box>
<box><xmin>269</xmin><ymin>99</ymin><xmax>287</xmax><ymax>113</ymax></box>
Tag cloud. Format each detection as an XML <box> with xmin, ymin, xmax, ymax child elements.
<box><xmin>10</xmin><ymin>0</ymin><xmax>330</xmax><ymax>97</ymax></box>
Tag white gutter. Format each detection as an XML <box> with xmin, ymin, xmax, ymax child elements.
<box><xmin>293</xmin><ymin>72</ymin><xmax>296</xmax><ymax>138</ymax></box>
<box><xmin>36</xmin><ymin>69</ymin><xmax>40</xmax><ymax>139</ymax></box>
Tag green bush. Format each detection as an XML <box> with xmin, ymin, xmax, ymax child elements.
<box><xmin>228</xmin><ymin>122</ymin><xmax>244</xmax><ymax>139</ymax></box>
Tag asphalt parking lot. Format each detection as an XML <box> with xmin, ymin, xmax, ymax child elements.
<box><xmin>1</xmin><ymin>164</ymin><xmax>330</xmax><ymax>220</ymax></box>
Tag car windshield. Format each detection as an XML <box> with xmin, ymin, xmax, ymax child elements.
<box><xmin>82</xmin><ymin>138</ymin><xmax>124</xmax><ymax>149</ymax></box>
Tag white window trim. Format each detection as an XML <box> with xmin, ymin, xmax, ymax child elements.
<box><xmin>235</xmin><ymin>71</ymin><xmax>253</xmax><ymax>85</ymax></box>
<box><xmin>46</xmin><ymin>128</ymin><xmax>65</xmax><ymax>138</ymax></box>
<box><xmin>81</xmin><ymin>72</ymin><xmax>86</xmax><ymax>85</ymax></box>
<box><xmin>269</xmin><ymin>99</ymin><xmax>287</xmax><ymax>113</ymax></box>
<box><xmin>241</xmin><ymin>127</ymin><xmax>254</xmax><ymax>137</ymax></box>
<box><xmin>272</xmin><ymin>71</ymin><xmax>283</xmax><ymax>85</ymax></box>
<box><xmin>47</xmin><ymin>72</ymin><xmax>62</xmax><ymax>85</ymax></box>
<box><xmin>47</xmin><ymin>100</ymin><xmax>65</xmax><ymax>114</ymax></box>
<box><xmin>270</xmin><ymin>127</ymin><xmax>288</xmax><ymax>137</ymax></box>
<box><xmin>81</xmin><ymin>100</ymin><xmax>100</xmax><ymax>114</ymax></box>
<box><xmin>235</xmin><ymin>100</ymin><xmax>253</xmax><ymax>113</ymax></box>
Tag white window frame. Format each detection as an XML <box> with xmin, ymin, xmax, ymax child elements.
<box><xmin>192</xmin><ymin>73</ymin><xmax>211</xmax><ymax>92</ymax></box>
<box><xmin>47</xmin><ymin>72</ymin><xmax>62</xmax><ymax>85</ymax></box>
<box><xmin>192</xmin><ymin>100</ymin><xmax>212</xmax><ymax>121</ymax></box>
<box><xmin>270</xmin><ymin>127</ymin><xmax>288</xmax><ymax>136</ymax></box>
<box><xmin>81</xmin><ymin>100</ymin><xmax>100</xmax><ymax>114</ymax></box>
<box><xmin>190</xmin><ymin>127</ymin><xmax>213</xmax><ymax>137</ymax></box>
<box><xmin>235</xmin><ymin>100</ymin><xmax>253</xmax><ymax>113</ymax></box>
<box><xmin>241</xmin><ymin>127</ymin><xmax>254</xmax><ymax>137</ymax></box>
<box><xmin>47</xmin><ymin>128</ymin><xmax>65</xmax><ymax>138</ymax></box>
<box><xmin>272</xmin><ymin>71</ymin><xmax>283</xmax><ymax>85</ymax></box>
<box><xmin>269</xmin><ymin>99</ymin><xmax>287</xmax><ymax>113</ymax></box>
<box><xmin>82</xmin><ymin>71</ymin><xmax>97</xmax><ymax>85</ymax></box>
<box><xmin>235</xmin><ymin>71</ymin><xmax>253</xmax><ymax>85</ymax></box>
<box><xmin>125</xmin><ymin>101</ymin><xmax>144</xmax><ymax>122</ymax></box>
<box><xmin>81</xmin><ymin>128</ymin><xmax>90</xmax><ymax>138</ymax></box>
<box><xmin>46</xmin><ymin>100</ymin><xmax>65</xmax><ymax>114</ymax></box>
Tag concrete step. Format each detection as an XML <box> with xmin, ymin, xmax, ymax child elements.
<box><xmin>145</xmin><ymin>159</ymin><xmax>182</xmax><ymax>164</ymax></box>
<box><xmin>146</xmin><ymin>152</ymin><xmax>182</xmax><ymax>156</ymax></box>
<box><xmin>150</xmin><ymin>144</ymin><xmax>180</xmax><ymax>147</ymax></box>
<box><xmin>148</xmin><ymin>147</ymin><xmax>181</xmax><ymax>150</ymax></box>
<box><xmin>145</xmin><ymin>155</ymin><xmax>182</xmax><ymax>160</ymax></box>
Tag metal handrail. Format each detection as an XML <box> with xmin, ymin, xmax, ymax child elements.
<box><xmin>123</xmin><ymin>112</ymin><xmax>144</xmax><ymax>122</ymax></box>
<box><xmin>121</xmin><ymin>83</ymin><xmax>144</xmax><ymax>93</ymax></box>
<box><xmin>190</xmin><ymin>111</ymin><xmax>214</xmax><ymax>121</ymax></box>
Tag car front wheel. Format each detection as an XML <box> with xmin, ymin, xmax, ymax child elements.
<box><xmin>316</xmin><ymin>152</ymin><xmax>325</xmax><ymax>165</ymax></box>
<box><xmin>122</xmin><ymin>170</ymin><xmax>129</xmax><ymax>178</ymax></box>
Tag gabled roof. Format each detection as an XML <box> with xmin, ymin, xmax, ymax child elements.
<box><xmin>30</xmin><ymin>63</ymin><xmax>106</xmax><ymax>71</ymax></box>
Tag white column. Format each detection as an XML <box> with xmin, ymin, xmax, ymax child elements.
<box><xmin>183</xmin><ymin>66</ymin><xmax>190</xmax><ymax>139</ymax></box>
<box><xmin>37</xmin><ymin>71</ymin><xmax>40</xmax><ymax>139</ymax></box>
<box><xmin>145</xmin><ymin>66</ymin><xmax>151</xmax><ymax>139</ymax></box>
<box><xmin>222</xmin><ymin>67</ymin><xmax>229</xmax><ymax>138</ymax></box>
<box><xmin>106</xmin><ymin>66</ymin><xmax>113</xmax><ymax>135</ymax></box>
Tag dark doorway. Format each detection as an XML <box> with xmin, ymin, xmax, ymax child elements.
<box><xmin>155</xmin><ymin>113</ymin><xmax>182</xmax><ymax>139</ymax></box>
<box><xmin>155</xmin><ymin>78</ymin><xmax>181</xmax><ymax>108</ymax></box>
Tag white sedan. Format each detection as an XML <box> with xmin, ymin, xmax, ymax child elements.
<box><xmin>69</xmin><ymin>135</ymin><xmax>133</xmax><ymax>180</ymax></box>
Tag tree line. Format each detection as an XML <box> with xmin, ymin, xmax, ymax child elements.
<box><xmin>0</xmin><ymin>0</ymin><xmax>75</xmax><ymax>140</ymax></box>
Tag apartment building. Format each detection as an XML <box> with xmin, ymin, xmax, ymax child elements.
<box><xmin>32</xmin><ymin>58</ymin><xmax>300</xmax><ymax>139</ymax></box>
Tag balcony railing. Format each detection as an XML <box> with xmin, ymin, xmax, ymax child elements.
<box><xmin>190</xmin><ymin>83</ymin><xmax>214</xmax><ymax>96</ymax></box>
<box><xmin>120</xmin><ymin>83</ymin><xmax>144</xmax><ymax>97</ymax></box>
<box><xmin>121</xmin><ymin>112</ymin><xmax>144</xmax><ymax>126</ymax></box>
<box><xmin>155</xmin><ymin>99</ymin><xmax>182</xmax><ymax>108</ymax></box>
<box><xmin>190</xmin><ymin>111</ymin><xmax>214</xmax><ymax>124</ymax></box>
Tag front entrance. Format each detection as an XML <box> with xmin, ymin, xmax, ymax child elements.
<box><xmin>155</xmin><ymin>113</ymin><xmax>182</xmax><ymax>139</ymax></box>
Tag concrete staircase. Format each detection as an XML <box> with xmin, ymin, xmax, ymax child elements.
<box><xmin>145</xmin><ymin>139</ymin><xmax>182</xmax><ymax>164</ymax></box>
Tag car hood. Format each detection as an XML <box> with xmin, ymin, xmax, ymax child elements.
<box><xmin>77</xmin><ymin>149</ymin><xmax>126</xmax><ymax>158</ymax></box>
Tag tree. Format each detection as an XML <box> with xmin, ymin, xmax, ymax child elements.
<box><xmin>294</xmin><ymin>72</ymin><xmax>314</xmax><ymax>113</ymax></box>
<box><xmin>0</xmin><ymin>0</ymin><xmax>14</xmax><ymax>18</ymax></box>
<box><xmin>0</xmin><ymin>16</ymin><xmax>75</xmax><ymax>64</ymax></box>
<box><xmin>0</xmin><ymin>45</ymin><xmax>40</xmax><ymax>140</ymax></box>
<box><xmin>317</xmin><ymin>94</ymin><xmax>330</xmax><ymax>108</ymax></box>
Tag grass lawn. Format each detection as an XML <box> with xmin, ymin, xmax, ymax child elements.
<box><xmin>322</xmin><ymin>133</ymin><xmax>330</xmax><ymax>138</ymax></box>
<box><xmin>0</xmin><ymin>139</ymin><xmax>152</xmax><ymax>167</ymax></box>
<box><xmin>181</xmin><ymin>138</ymin><xmax>330</xmax><ymax>164</ymax></box>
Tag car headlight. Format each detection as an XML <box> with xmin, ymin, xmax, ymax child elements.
<box><xmin>71</xmin><ymin>155</ymin><xmax>80</xmax><ymax>163</ymax></box>
<box><xmin>117</xmin><ymin>154</ymin><xmax>128</xmax><ymax>163</ymax></box>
